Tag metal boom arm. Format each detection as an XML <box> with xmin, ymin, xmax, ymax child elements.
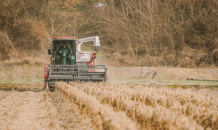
<box><xmin>76</xmin><ymin>36</ymin><xmax>101</xmax><ymax>51</ymax></box>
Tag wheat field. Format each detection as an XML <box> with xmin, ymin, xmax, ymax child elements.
<box><xmin>0</xmin><ymin>82</ymin><xmax>217</xmax><ymax>130</ymax></box>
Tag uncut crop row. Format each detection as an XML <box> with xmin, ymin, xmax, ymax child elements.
<box><xmin>55</xmin><ymin>83</ymin><xmax>138</xmax><ymax>130</ymax></box>
<box><xmin>56</xmin><ymin>82</ymin><xmax>218</xmax><ymax>130</ymax></box>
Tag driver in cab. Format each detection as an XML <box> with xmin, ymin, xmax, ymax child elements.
<box><xmin>57</xmin><ymin>41</ymin><xmax>72</xmax><ymax>63</ymax></box>
<box><xmin>58</xmin><ymin>42</ymin><xmax>71</xmax><ymax>53</ymax></box>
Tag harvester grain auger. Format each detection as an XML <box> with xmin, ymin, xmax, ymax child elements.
<box><xmin>44</xmin><ymin>36</ymin><xmax>108</xmax><ymax>91</ymax></box>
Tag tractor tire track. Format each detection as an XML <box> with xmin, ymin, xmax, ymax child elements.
<box><xmin>49</xmin><ymin>92</ymin><xmax>94</xmax><ymax>130</ymax></box>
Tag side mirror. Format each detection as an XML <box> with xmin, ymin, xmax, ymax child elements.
<box><xmin>48</xmin><ymin>49</ymin><xmax>51</xmax><ymax>55</ymax></box>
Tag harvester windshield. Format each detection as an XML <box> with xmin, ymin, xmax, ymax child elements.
<box><xmin>53</xmin><ymin>40</ymin><xmax>76</xmax><ymax>65</ymax></box>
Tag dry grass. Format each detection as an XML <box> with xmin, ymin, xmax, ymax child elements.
<box><xmin>0</xmin><ymin>57</ymin><xmax>48</xmax><ymax>79</ymax></box>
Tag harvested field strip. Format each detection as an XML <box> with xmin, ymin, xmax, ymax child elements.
<box><xmin>43</xmin><ymin>92</ymin><xmax>60</xmax><ymax>129</ymax></box>
<box><xmin>74</xmin><ymin>82</ymin><xmax>218</xmax><ymax>129</ymax></box>
<box><xmin>0</xmin><ymin>91</ymin><xmax>56</xmax><ymax>129</ymax></box>
<box><xmin>0</xmin><ymin>90</ymin><xmax>97</xmax><ymax>130</ymax></box>
<box><xmin>70</xmin><ymin>82</ymin><xmax>203</xmax><ymax>130</ymax></box>
<box><xmin>55</xmin><ymin>82</ymin><xmax>138</xmax><ymax>130</ymax></box>
<box><xmin>49</xmin><ymin>91</ymin><xmax>94</xmax><ymax>130</ymax></box>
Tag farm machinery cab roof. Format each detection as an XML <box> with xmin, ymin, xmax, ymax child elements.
<box><xmin>45</xmin><ymin>36</ymin><xmax>107</xmax><ymax>91</ymax></box>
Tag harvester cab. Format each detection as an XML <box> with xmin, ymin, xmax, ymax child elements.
<box><xmin>44</xmin><ymin>36</ymin><xmax>108</xmax><ymax>91</ymax></box>
<box><xmin>48</xmin><ymin>39</ymin><xmax>76</xmax><ymax>65</ymax></box>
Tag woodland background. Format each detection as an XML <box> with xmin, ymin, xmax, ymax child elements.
<box><xmin>1</xmin><ymin>0</ymin><xmax>218</xmax><ymax>67</ymax></box>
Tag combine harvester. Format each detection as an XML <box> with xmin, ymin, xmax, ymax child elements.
<box><xmin>44</xmin><ymin>36</ymin><xmax>108</xmax><ymax>91</ymax></box>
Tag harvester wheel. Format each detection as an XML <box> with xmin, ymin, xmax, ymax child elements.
<box><xmin>50</xmin><ymin>86</ymin><xmax>55</xmax><ymax>92</ymax></box>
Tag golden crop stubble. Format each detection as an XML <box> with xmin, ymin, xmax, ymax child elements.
<box><xmin>43</xmin><ymin>92</ymin><xmax>60</xmax><ymax>129</ymax></box>
<box><xmin>55</xmin><ymin>82</ymin><xmax>138</xmax><ymax>130</ymax></box>
<box><xmin>70</xmin><ymin>82</ymin><xmax>203</xmax><ymax>130</ymax></box>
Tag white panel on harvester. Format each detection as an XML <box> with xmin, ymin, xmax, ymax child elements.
<box><xmin>76</xmin><ymin>51</ymin><xmax>91</xmax><ymax>62</ymax></box>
